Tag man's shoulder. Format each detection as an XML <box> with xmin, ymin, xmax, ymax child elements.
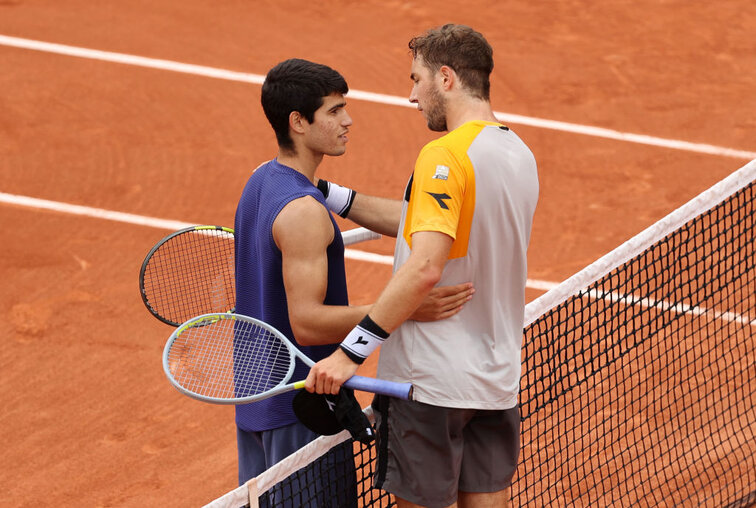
<box><xmin>419</xmin><ymin>121</ymin><xmax>492</xmax><ymax>158</ymax></box>
<box><xmin>239</xmin><ymin>160</ymin><xmax>272</xmax><ymax>194</ymax></box>
<box><xmin>244</xmin><ymin>160</ymin><xmax>321</xmax><ymax>200</ymax></box>
<box><xmin>246</xmin><ymin>159</ymin><xmax>274</xmax><ymax>181</ymax></box>
<box><xmin>277</xmin><ymin>193</ymin><xmax>327</xmax><ymax>219</ymax></box>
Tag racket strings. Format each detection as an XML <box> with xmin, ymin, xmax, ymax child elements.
<box><xmin>165</xmin><ymin>230</ymin><xmax>234</xmax><ymax>314</ymax></box>
<box><xmin>167</xmin><ymin>316</ymin><xmax>293</xmax><ymax>400</ymax></box>
<box><xmin>233</xmin><ymin>323</ymin><xmax>292</xmax><ymax>397</ymax></box>
<box><xmin>143</xmin><ymin>229</ymin><xmax>235</xmax><ymax>324</ymax></box>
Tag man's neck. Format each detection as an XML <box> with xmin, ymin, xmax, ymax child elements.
<box><xmin>276</xmin><ymin>148</ymin><xmax>324</xmax><ymax>183</ymax></box>
<box><xmin>444</xmin><ymin>96</ymin><xmax>498</xmax><ymax>132</ymax></box>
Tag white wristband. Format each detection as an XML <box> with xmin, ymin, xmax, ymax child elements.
<box><xmin>339</xmin><ymin>316</ymin><xmax>389</xmax><ymax>364</ymax></box>
<box><xmin>318</xmin><ymin>180</ymin><xmax>356</xmax><ymax>218</ymax></box>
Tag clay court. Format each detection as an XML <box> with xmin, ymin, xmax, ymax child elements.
<box><xmin>1</xmin><ymin>1</ymin><xmax>754</xmax><ymax>506</ymax></box>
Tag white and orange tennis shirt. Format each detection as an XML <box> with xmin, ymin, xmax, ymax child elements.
<box><xmin>377</xmin><ymin>120</ymin><xmax>539</xmax><ymax>410</ymax></box>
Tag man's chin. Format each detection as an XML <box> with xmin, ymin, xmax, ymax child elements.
<box><xmin>327</xmin><ymin>147</ymin><xmax>347</xmax><ymax>157</ymax></box>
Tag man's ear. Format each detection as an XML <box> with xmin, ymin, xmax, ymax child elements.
<box><xmin>438</xmin><ymin>65</ymin><xmax>455</xmax><ymax>92</ymax></box>
<box><xmin>289</xmin><ymin>111</ymin><xmax>306</xmax><ymax>135</ymax></box>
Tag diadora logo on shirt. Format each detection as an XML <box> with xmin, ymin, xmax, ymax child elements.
<box><xmin>425</xmin><ymin>192</ymin><xmax>451</xmax><ymax>210</ymax></box>
<box><xmin>432</xmin><ymin>165</ymin><xmax>449</xmax><ymax>180</ymax></box>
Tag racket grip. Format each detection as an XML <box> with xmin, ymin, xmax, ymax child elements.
<box><xmin>344</xmin><ymin>375</ymin><xmax>413</xmax><ymax>400</ymax></box>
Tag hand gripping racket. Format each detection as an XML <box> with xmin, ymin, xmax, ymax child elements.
<box><xmin>139</xmin><ymin>225</ymin><xmax>381</xmax><ymax>326</ymax></box>
<box><xmin>163</xmin><ymin>313</ymin><xmax>413</xmax><ymax>403</ymax></box>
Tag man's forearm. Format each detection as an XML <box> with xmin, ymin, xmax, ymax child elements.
<box><xmin>334</xmin><ymin>246</ymin><xmax>443</xmax><ymax>366</ymax></box>
<box><xmin>305</xmin><ymin>232</ymin><xmax>452</xmax><ymax>393</ymax></box>
<box><xmin>345</xmin><ymin>193</ymin><xmax>402</xmax><ymax>237</ymax></box>
<box><xmin>316</xmin><ymin>177</ymin><xmax>402</xmax><ymax>236</ymax></box>
<box><xmin>290</xmin><ymin>303</ymin><xmax>372</xmax><ymax>346</ymax></box>
<box><xmin>367</xmin><ymin>252</ymin><xmax>442</xmax><ymax>332</ymax></box>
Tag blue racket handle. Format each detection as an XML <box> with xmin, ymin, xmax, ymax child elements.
<box><xmin>344</xmin><ymin>375</ymin><xmax>414</xmax><ymax>400</ymax></box>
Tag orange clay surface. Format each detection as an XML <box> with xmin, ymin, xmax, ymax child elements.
<box><xmin>1</xmin><ymin>1</ymin><xmax>754</xmax><ymax>506</ymax></box>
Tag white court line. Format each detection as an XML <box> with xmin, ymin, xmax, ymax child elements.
<box><xmin>0</xmin><ymin>190</ymin><xmax>558</xmax><ymax>291</ymax></box>
<box><xmin>0</xmin><ymin>34</ymin><xmax>750</xmax><ymax>311</ymax></box>
<box><xmin>0</xmin><ymin>192</ymin><xmax>195</xmax><ymax>231</ymax></box>
<box><xmin>0</xmin><ymin>191</ymin><xmax>388</xmax><ymax>264</ymax></box>
<box><xmin>1</xmin><ymin>34</ymin><xmax>755</xmax><ymax>160</ymax></box>
<box><xmin>582</xmin><ymin>287</ymin><xmax>756</xmax><ymax>327</ymax></box>
<box><xmin>3</xmin><ymin>190</ymin><xmax>751</xmax><ymax>328</ymax></box>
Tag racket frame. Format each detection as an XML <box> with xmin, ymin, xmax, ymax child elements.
<box><xmin>139</xmin><ymin>225</ymin><xmax>235</xmax><ymax>326</ymax></box>
<box><xmin>162</xmin><ymin>313</ymin><xmax>413</xmax><ymax>404</ymax></box>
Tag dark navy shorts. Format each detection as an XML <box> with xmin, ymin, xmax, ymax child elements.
<box><xmin>237</xmin><ymin>420</ymin><xmax>319</xmax><ymax>485</ymax></box>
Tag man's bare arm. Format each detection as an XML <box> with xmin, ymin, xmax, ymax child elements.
<box><xmin>276</xmin><ymin>197</ymin><xmax>468</xmax><ymax>351</ymax></box>
<box><xmin>366</xmin><ymin>231</ymin><xmax>453</xmax><ymax>331</ymax></box>
<box><xmin>305</xmin><ymin>231</ymin><xmax>454</xmax><ymax>393</ymax></box>
<box><xmin>316</xmin><ymin>178</ymin><xmax>402</xmax><ymax>237</ymax></box>
<box><xmin>345</xmin><ymin>193</ymin><xmax>402</xmax><ymax>237</ymax></box>
<box><xmin>274</xmin><ymin>196</ymin><xmax>370</xmax><ymax>346</ymax></box>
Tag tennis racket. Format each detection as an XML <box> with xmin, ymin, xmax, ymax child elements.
<box><xmin>163</xmin><ymin>312</ymin><xmax>413</xmax><ymax>403</ymax></box>
<box><xmin>139</xmin><ymin>225</ymin><xmax>381</xmax><ymax>327</ymax></box>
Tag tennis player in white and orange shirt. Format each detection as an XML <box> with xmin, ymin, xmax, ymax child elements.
<box><xmin>307</xmin><ymin>24</ymin><xmax>539</xmax><ymax>508</ymax></box>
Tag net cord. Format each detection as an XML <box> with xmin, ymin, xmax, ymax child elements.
<box><xmin>201</xmin><ymin>410</ymin><xmax>372</xmax><ymax>508</ymax></box>
<box><xmin>524</xmin><ymin>159</ymin><xmax>756</xmax><ymax>326</ymax></box>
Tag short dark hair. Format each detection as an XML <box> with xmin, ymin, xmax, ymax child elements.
<box><xmin>408</xmin><ymin>24</ymin><xmax>493</xmax><ymax>101</ymax></box>
<box><xmin>261</xmin><ymin>59</ymin><xmax>349</xmax><ymax>151</ymax></box>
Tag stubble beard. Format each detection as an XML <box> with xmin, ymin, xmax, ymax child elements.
<box><xmin>424</xmin><ymin>84</ymin><xmax>448</xmax><ymax>132</ymax></box>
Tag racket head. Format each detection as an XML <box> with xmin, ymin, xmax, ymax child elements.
<box><xmin>162</xmin><ymin>313</ymin><xmax>302</xmax><ymax>404</ymax></box>
<box><xmin>139</xmin><ymin>226</ymin><xmax>236</xmax><ymax>326</ymax></box>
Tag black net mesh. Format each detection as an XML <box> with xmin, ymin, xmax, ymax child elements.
<box><xmin>258</xmin><ymin>440</ymin><xmax>393</xmax><ymax>508</ymax></box>
<box><xmin>515</xmin><ymin>180</ymin><xmax>755</xmax><ymax>506</ymax></box>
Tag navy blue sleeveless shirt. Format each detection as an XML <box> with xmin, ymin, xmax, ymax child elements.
<box><xmin>234</xmin><ymin>159</ymin><xmax>348</xmax><ymax>431</ymax></box>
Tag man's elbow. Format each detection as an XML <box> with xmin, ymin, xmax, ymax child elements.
<box><xmin>418</xmin><ymin>263</ymin><xmax>443</xmax><ymax>293</ymax></box>
<box><xmin>289</xmin><ymin>315</ymin><xmax>319</xmax><ymax>346</ymax></box>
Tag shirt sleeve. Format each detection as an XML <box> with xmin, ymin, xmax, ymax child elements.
<box><xmin>404</xmin><ymin>145</ymin><xmax>466</xmax><ymax>242</ymax></box>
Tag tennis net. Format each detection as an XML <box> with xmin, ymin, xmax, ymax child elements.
<box><xmin>206</xmin><ymin>160</ymin><xmax>755</xmax><ymax>508</ymax></box>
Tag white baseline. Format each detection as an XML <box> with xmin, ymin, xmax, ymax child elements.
<box><xmin>0</xmin><ymin>191</ymin><xmax>558</xmax><ymax>291</ymax></box>
<box><xmin>1</xmin><ymin>34</ymin><xmax>754</xmax><ymax>160</ymax></box>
